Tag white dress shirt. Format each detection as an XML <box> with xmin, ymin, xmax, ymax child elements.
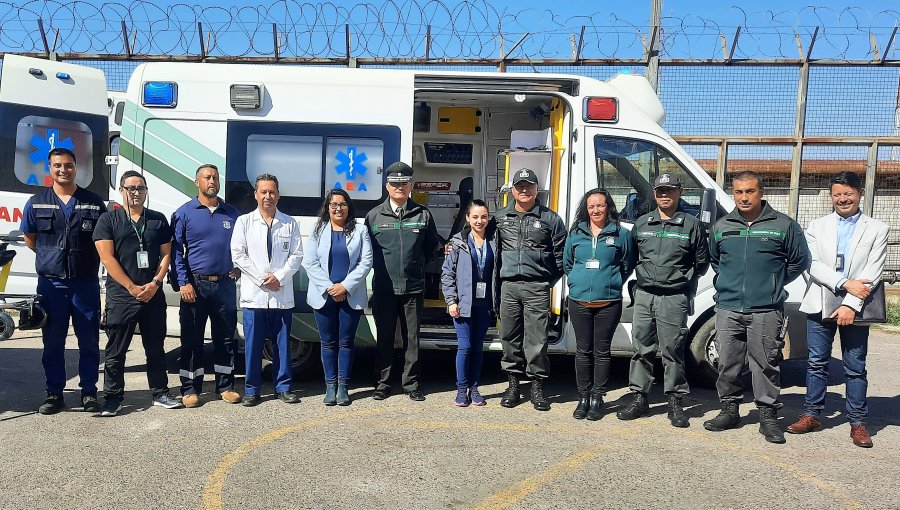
<box><xmin>230</xmin><ymin>208</ymin><xmax>304</xmax><ymax>309</ymax></box>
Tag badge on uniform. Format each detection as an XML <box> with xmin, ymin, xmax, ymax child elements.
<box><xmin>223</xmin><ymin>220</ymin><xmax>232</xmax><ymax>230</ymax></box>
<box><xmin>605</xmin><ymin>237</ymin><xmax>615</xmax><ymax>245</ymax></box>
<box><xmin>81</xmin><ymin>219</ymin><xmax>93</xmax><ymax>231</ymax></box>
<box><xmin>533</xmin><ymin>221</ymin><xmax>541</xmax><ymax>229</ymax></box>
<box><xmin>585</xmin><ymin>259</ymin><xmax>600</xmax><ymax>269</ymax></box>
<box><xmin>476</xmin><ymin>282</ymin><xmax>487</xmax><ymax>299</ymax></box>
<box><xmin>282</xmin><ymin>241</ymin><xmax>289</xmax><ymax>251</ymax></box>
<box><xmin>136</xmin><ymin>250</ymin><xmax>149</xmax><ymax>269</ymax></box>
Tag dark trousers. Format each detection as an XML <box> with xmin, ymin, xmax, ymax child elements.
<box><xmin>568</xmin><ymin>298</ymin><xmax>622</xmax><ymax>397</ymax></box>
<box><xmin>715</xmin><ymin>307</ymin><xmax>785</xmax><ymax>409</ymax></box>
<box><xmin>313</xmin><ymin>298</ymin><xmax>362</xmax><ymax>385</ymax></box>
<box><xmin>178</xmin><ymin>278</ymin><xmax>237</xmax><ymax>395</ymax></box>
<box><xmin>372</xmin><ymin>292</ymin><xmax>422</xmax><ymax>393</ymax></box>
<box><xmin>103</xmin><ymin>300</ymin><xmax>169</xmax><ymax>400</ymax></box>
<box><xmin>804</xmin><ymin>314</ymin><xmax>870</xmax><ymax>425</ymax></box>
<box><xmin>453</xmin><ymin>301</ymin><xmax>491</xmax><ymax>390</ymax></box>
<box><xmin>629</xmin><ymin>288</ymin><xmax>690</xmax><ymax>395</ymax></box>
<box><xmin>243</xmin><ymin>308</ymin><xmax>293</xmax><ymax>397</ymax></box>
<box><xmin>499</xmin><ymin>281</ymin><xmax>551</xmax><ymax>379</ymax></box>
<box><xmin>38</xmin><ymin>276</ymin><xmax>101</xmax><ymax>397</ymax></box>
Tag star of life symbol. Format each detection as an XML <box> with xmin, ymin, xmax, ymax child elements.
<box><xmin>335</xmin><ymin>146</ymin><xmax>368</xmax><ymax>181</ymax></box>
<box><xmin>28</xmin><ymin>128</ymin><xmax>75</xmax><ymax>186</ymax></box>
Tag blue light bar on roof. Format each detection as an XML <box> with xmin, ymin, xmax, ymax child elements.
<box><xmin>142</xmin><ymin>81</ymin><xmax>177</xmax><ymax>107</ymax></box>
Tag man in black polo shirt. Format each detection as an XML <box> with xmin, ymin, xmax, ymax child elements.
<box><xmin>93</xmin><ymin>170</ymin><xmax>182</xmax><ymax>416</ymax></box>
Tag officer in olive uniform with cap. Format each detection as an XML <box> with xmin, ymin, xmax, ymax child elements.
<box><xmin>617</xmin><ymin>173</ymin><xmax>709</xmax><ymax>427</ymax></box>
<box><xmin>365</xmin><ymin>162</ymin><xmax>441</xmax><ymax>401</ymax></box>
<box><xmin>496</xmin><ymin>168</ymin><xmax>567</xmax><ymax>411</ymax></box>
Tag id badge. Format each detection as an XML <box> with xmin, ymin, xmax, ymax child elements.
<box><xmin>835</xmin><ymin>254</ymin><xmax>844</xmax><ymax>272</ymax></box>
<box><xmin>136</xmin><ymin>250</ymin><xmax>149</xmax><ymax>269</ymax></box>
<box><xmin>476</xmin><ymin>282</ymin><xmax>487</xmax><ymax>299</ymax></box>
<box><xmin>585</xmin><ymin>259</ymin><xmax>600</xmax><ymax>269</ymax></box>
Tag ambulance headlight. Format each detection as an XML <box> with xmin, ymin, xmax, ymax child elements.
<box><xmin>142</xmin><ymin>81</ymin><xmax>177</xmax><ymax>108</ymax></box>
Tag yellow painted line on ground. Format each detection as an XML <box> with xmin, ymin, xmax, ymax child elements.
<box><xmin>201</xmin><ymin>408</ymin><xmax>385</xmax><ymax>510</ymax></box>
<box><xmin>470</xmin><ymin>449</ymin><xmax>600</xmax><ymax>510</ymax></box>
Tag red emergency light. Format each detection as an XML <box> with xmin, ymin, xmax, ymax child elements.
<box><xmin>583</xmin><ymin>97</ymin><xmax>618</xmax><ymax>123</ymax></box>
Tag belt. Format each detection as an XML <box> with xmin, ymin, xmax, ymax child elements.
<box><xmin>193</xmin><ymin>273</ymin><xmax>226</xmax><ymax>282</ymax></box>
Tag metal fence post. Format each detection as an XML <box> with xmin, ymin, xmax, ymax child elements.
<box><xmin>864</xmin><ymin>142</ymin><xmax>878</xmax><ymax>215</ymax></box>
<box><xmin>789</xmin><ymin>60</ymin><xmax>810</xmax><ymax>219</ymax></box>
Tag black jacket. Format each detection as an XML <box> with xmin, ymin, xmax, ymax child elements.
<box><xmin>365</xmin><ymin>198</ymin><xmax>441</xmax><ymax>295</ymax></box>
<box><xmin>633</xmin><ymin>209</ymin><xmax>709</xmax><ymax>294</ymax></box>
<box><xmin>496</xmin><ymin>202</ymin><xmax>567</xmax><ymax>285</ymax></box>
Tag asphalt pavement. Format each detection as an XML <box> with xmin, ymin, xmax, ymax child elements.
<box><xmin>1</xmin><ymin>326</ymin><xmax>898</xmax><ymax>510</ymax></box>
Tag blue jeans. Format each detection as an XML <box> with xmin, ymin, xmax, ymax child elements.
<box><xmin>313</xmin><ymin>298</ymin><xmax>362</xmax><ymax>385</ymax></box>
<box><xmin>38</xmin><ymin>276</ymin><xmax>101</xmax><ymax>396</ymax></box>
<box><xmin>452</xmin><ymin>301</ymin><xmax>491</xmax><ymax>390</ymax></box>
<box><xmin>243</xmin><ymin>308</ymin><xmax>293</xmax><ymax>396</ymax></box>
<box><xmin>804</xmin><ymin>314</ymin><xmax>870</xmax><ymax>425</ymax></box>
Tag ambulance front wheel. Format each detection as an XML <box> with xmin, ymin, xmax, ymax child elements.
<box><xmin>687</xmin><ymin>315</ymin><xmax>720</xmax><ymax>388</ymax></box>
<box><xmin>0</xmin><ymin>312</ymin><xmax>15</xmax><ymax>340</ymax></box>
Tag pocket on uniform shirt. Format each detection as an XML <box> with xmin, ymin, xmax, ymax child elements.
<box><xmin>276</xmin><ymin>235</ymin><xmax>292</xmax><ymax>252</ymax></box>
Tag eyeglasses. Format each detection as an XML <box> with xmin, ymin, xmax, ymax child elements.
<box><xmin>122</xmin><ymin>186</ymin><xmax>148</xmax><ymax>193</ymax></box>
<box><xmin>388</xmin><ymin>181</ymin><xmax>410</xmax><ymax>188</ymax></box>
<box><xmin>328</xmin><ymin>202</ymin><xmax>349</xmax><ymax>209</ymax></box>
<box><xmin>831</xmin><ymin>191</ymin><xmax>858</xmax><ymax>199</ymax></box>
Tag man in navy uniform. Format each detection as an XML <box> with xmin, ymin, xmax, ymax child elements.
<box><xmin>171</xmin><ymin>164</ymin><xmax>242</xmax><ymax>407</ymax></box>
<box><xmin>21</xmin><ymin>148</ymin><xmax>106</xmax><ymax>414</ymax></box>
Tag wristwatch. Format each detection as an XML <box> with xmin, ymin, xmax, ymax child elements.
<box><xmin>152</xmin><ymin>278</ymin><xmax>163</xmax><ymax>287</ymax></box>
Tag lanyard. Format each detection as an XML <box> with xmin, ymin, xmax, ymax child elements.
<box><xmin>127</xmin><ymin>209</ymin><xmax>146</xmax><ymax>251</ymax></box>
<box><xmin>470</xmin><ymin>235</ymin><xmax>487</xmax><ymax>279</ymax></box>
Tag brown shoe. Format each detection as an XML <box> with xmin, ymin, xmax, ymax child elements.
<box><xmin>182</xmin><ymin>394</ymin><xmax>201</xmax><ymax>408</ymax></box>
<box><xmin>220</xmin><ymin>390</ymin><xmax>241</xmax><ymax>404</ymax></box>
<box><xmin>786</xmin><ymin>415</ymin><xmax>821</xmax><ymax>434</ymax></box>
<box><xmin>850</xmin><ymin>424</ymin><xmax>873</xmax><ymax>448</ymax></box>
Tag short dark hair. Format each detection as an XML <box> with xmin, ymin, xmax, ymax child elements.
<box><xmin>732</xmin><ymin>170</ymin><xmax>764</xmax><ymax>189</ymax></box>
<box><xmin>119</xmin><ymin>170</ymin><xmax>147</xmax><ymax>187</ymax></box>
<box><xmin>48</xmin><ymin>148</ymin><xmax>76</xmax><ymax>165</ymax></box>
<box><xmin>829</xmin><ymin>171</ymin><xmax>863</xmax><ymax>192</ymax></box>
<box><xmin>196</xmin><ymin>163</ymin><xmax>219</xmax><ymax>177</ymax></box>
<box><xmin>255</xmin><ymin>173</ymin><xmax>279</xmax><ymax>190</ymax></box>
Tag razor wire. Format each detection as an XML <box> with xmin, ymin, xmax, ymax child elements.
<box><xmin>0</xmin><ymin>1</ymin><xmax>898</xmax><ymax>60</ymax></box>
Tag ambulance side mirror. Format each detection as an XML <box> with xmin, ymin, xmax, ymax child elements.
<box><xmin>699</xmin><ymin>188</ymin><xmax>718</xmax><ymax>227</ymax></box>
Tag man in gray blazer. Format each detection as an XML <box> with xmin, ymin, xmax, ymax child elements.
<box><xmin>787</xmin><ymin>171</ymin><xmax>890</xmax><ymax>448</ymax></box>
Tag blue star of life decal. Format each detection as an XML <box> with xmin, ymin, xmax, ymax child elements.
<box><xmin>29</xmin><ymin>128</ymin><xmax>75</xmax><ymax>172</ymax></box>
<box><xmin>335</xmin><ymin>146</ymin><xmax>368</xmax><ymax>181</ymax></box>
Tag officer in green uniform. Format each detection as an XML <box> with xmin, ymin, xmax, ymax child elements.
<box><xmin>365</xmin><ymin>162</ymin><xmax>441</xmax><ymax>401</ymax></box>
<box><xmin>617</xmin><ymin>173</ymin><xmax>709</xmax><ymax>427</ymax></box>
<box><xmin>703</xmin><ymin>170</ymin><xmax>810</xmax><ymax>444</ymax></box>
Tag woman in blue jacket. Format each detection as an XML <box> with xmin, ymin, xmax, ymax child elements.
<box><xmin>302</xmin><ymin>189</ymin><xmax>373</xmax><ymax>406</ymax></box>
<box><xmin>441</xmin><ymin>200</ymin><xmax>498</xmax><ymax>407</ymax></box>
<box><xmin>564</xmin><ymin>188</ymin><xmax>637</xmax><ymax>421</ymax></box>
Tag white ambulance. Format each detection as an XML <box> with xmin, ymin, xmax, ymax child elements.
<box><xmin>0</xmin><ymin>55</ymin><xmax>111</xmax><ymax>294</ymax></box>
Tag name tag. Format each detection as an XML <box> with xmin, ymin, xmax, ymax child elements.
<box><xmin>136</xmin><ymin>251</ymin><xmax>149</xmax><ymax>269</ymax></box>
<box><xmin>835</xmin><ymin>254</ymin><xmax>844</xmax><ymax>272</ymax></box>
<box><xmin>476</xmin><ymin>282</ymin><xmax>487</xmax><ymax>299</ymax></box>
<box><xmin>585</xmin><ymin>259</ymin><xmax>600</xmax><ymax>269</ymax></box>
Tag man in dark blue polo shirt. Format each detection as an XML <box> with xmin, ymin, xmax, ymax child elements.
<box><xmin>171</xmin><ymin>164</ymin><xmax>242</xmax><ymax>407</ymax></box>
<box><xmin>21</xmin><ymin>148</ymin><xmax>106</xmax><ymax>415</ymax></box>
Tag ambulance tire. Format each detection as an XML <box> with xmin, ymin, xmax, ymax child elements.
<box><xmin>687</xmin><ymin>315</ymin><xmax>719</xmax><ymax>388</ymax></box>
<box><xmin>262</xmin><ymin>337</ymin><xmax>318</xmax><ymax>378</ymax></box>
<box><xmin>0</xmin><ymin>312</ymin><xmax>14</xmax><ymax>340</ymax></box>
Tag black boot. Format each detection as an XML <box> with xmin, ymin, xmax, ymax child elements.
<box><xmin>667</xmin><ymin>394</ymin><xmax>689</xmax><ymax>428</ymax></box>
<box><xmin>500</xmin><ymin>373</ymin><xmax>521</xmax><ymax>408</ymax></box>
<box><xmin>573</xmin><ymin>394</ymin><xmax>590</xmax><ymax>420</ymax></box>
<box><xmin>616</xmin><ymin>392</ymin><xmax>649</xmax><ymax>421</ymax></box>
<box><xmin>585</xmin><ymin>395</ymin><xmax>604</xmax><ymax>421</ymax></box>
<box><xmin>758</xmin><ymin>406</ymin><xmax>786</xmax><ymax>444</ymax></box>
<box><xmin>703</xmin><ymin>401</ymin><xmax>741</xmax><ymax>431</ymax></box>
<box><xmin>531</xmin><ymin>379</ymin><xmax>551</xmax><ymax>411</ymax></box>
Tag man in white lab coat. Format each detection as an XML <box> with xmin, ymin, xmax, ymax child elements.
<box><xmin>230</xmin><ymin>174</ymin><xmax>304</xmax><ymax>406</ymax></box>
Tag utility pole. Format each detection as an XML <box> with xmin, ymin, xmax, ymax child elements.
<box><xmin>647</xmin><ymin>0</ymin><xmax>662</xmax><ymax>91</ymax></box>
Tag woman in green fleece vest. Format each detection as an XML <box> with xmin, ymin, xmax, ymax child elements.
<box><xmin>563</xmin><ymin>188</ymin><xmax>637</xmax><ymax>421</ymax></box>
